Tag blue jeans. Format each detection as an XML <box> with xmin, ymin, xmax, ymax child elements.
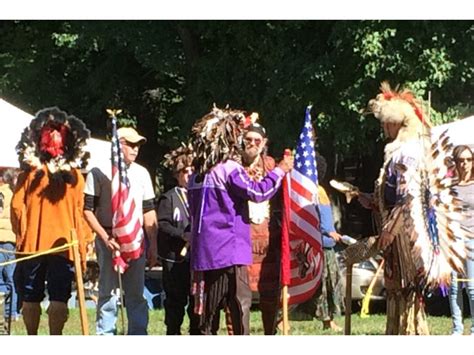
<box><xmin>449</xmin><ymin>240</ymin><xmax>474</xmax><ymax>335</ymax></box>
<box><xmin>95</xmin><ymin>237</ymin><xmax>148</xmax><ymax>335</ymax></box>
<box><xmin>0</xmin><ymin>242</ymin><xmax>19</xmax><ymax>318</ymax></box>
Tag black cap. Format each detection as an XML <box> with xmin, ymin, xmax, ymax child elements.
<box><xmin>246</xmin><ymin>123</ymin><xmax>266</xmax><ymax>138</ymax></box>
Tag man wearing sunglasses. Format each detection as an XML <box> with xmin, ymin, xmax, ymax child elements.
<box><xmin>188</xmin><ymin>107</ymin><xmax>293</xmax><ymax>335</ymax></box>
<box><xmin>237</xmin><ymin>123</ymin><xmax>281</xmax><ymax>335</ymax></box>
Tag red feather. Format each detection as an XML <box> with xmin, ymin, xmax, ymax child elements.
<box><xmin>39</xmin><ymin>124</ymin><xmax>69</xmax><ymax>157</ymax></box>
<box><xmin>379</xmin><ymin>82</ymin><xmax>427</xmax><ymax>126</ymax></box>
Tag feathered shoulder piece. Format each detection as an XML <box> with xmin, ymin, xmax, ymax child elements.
<box><xmin>190</xmin><ymin>105</ymin><xmax>248</xmax><ymax>175</ymax></box>
<box><xmin>400</xmin><ymin>129</ymin><xmax>472</xmax><ymax>291</ymax></box>
<box><xmin>366</xmin><ymin>83</ymin><xmax>472</xmax><ymax>292</ymax></box>
<box><xmin>163</xmin><ymin>142</ymin><xmax>194</xmax><ymax>174</ymax></box>
<box><xmin>16</xmin><ymin>106</ymin><xmax>90</xmax><ymax>174</ymax></box>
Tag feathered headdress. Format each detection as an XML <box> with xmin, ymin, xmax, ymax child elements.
<box><xmin>163</xmin><ymin>142</ymin><xmax>194</xmax><ymax>175</ymax></box>
<box><xmin>16</xmin><ymin>106</ymin><xmax>90</xmax><ymax>174</ymax></box>
<box><xmin>190</xmin><ymin>105</ymin><xmax>248</xmax><ymax>175</ymax></box>
<box><xmin>239</xmin><ymin>112</ymin><xmax>259</xmax><ymax>129</ymax></box>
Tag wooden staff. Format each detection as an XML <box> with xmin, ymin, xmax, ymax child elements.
<box><xmin>344</xmin><ymin>263</ymin><xmax>353</xmax><ymax>335</ymax></box>
<box><xmin>71</xmin><ymin>229</ymin><xmax>89</xmax><ymax>335</ymax></box>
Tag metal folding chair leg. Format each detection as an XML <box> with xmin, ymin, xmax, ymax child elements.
<box><xmin>0</xmin><ymin>284</ymin><xmax>13</xmax><ymax>335</ymax></box>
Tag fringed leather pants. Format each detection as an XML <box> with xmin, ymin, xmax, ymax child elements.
<box><xmin>200</xmin><ymin>265</ymin><xmax>251</xmax><ymax>335</ymax></box>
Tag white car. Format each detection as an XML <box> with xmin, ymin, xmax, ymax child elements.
<box><xmin>336</xmin><ymin>253</ymin><xmax>385</xmax><ymax>301</ymax></box>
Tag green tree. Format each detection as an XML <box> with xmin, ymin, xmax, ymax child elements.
<box><xmin>1</xmin><ymin>20</ymin><xmax>473</xmax><ymax>201</ymax></box>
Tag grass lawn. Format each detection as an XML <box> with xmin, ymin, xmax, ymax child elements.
<box><xmin>8</xmin><ymin>307</ymin><xmax>465</xmax><ymax>335</ymax></box>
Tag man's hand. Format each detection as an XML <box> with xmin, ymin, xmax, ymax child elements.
<box><xmin>329</xmin><ymin>231</ymin><xmax>342</xmax><ymax>243</ymax></box>
<box><xmin>358</xmin><ymin>192</ymin><xmax>374</xmax><ymax>209</ymax></box>
<box><xmin>106</xmin><ymin>238</ymin><xmax>121</xmax><ymax>252</ymax></box>
<box><xmin>182</xmin><ymin>231</ymin><xmax>192</xmax><ymax>243</ymax></box>
<box><xmin>100</xmin><ymin>232</ymin><xmax>120</xmax><ymax>252</ymax></box>
<box><xmin>143</xmin><ymin>209</ymin><xmax>158</xmax><ymax>267</ymax></box>
<box><xmin>146</xmin><ymin>242</ymin><xmax>158</xmax><ymax>268</ymax></box>
<box><xmin>278</xmin><ymin>153</ymin><xmax>294</xmax><ymax>173</ymax></box>
<box><xmin>378</xmin><ymin>230</ymin><xmax>395</xmax><ymax>249</ymax></box>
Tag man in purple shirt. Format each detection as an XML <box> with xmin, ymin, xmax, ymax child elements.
<box><xmin>188</xmin><ymin>107</ymin><xmax>293</xmax><ymax>335</ymax></box>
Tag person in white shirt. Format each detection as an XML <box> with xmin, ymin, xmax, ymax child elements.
<box><xmin>84</xmin><ymin>127</ymin><xmax>157</xmax><ymax>335</ymax></box>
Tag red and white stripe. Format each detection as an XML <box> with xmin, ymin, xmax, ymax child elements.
<box><xmin>111</xmin><ymin>166</ymin><xmax>144</xmax><ymax>261</ymax></box>
<box><xmin>286</xmin><ymin>169</ymin><xmax>323</xmax><ymax>305</ymax></box>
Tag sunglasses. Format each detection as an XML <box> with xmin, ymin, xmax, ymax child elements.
<box><xmin>244</xmin><ymin>137</ymin><xmax>263</xmax><ymax>147</ymax></box>
<box><xmin>456</xmin><ymin>157</ymin><xmax>473</xmax><ymax>163</ymax></box>
<box><xmin>121</xmin><ymin>140</ymin><xmax>141</xmax><ymax>149</ymax></box>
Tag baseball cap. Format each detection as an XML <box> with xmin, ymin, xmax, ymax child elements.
<box><xmin>117</xmin><ymin>127</ymin><xmax>147</xmax><ymax>144</ymax></box>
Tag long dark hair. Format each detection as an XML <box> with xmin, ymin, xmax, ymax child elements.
<box><xmin>452</xmin><ymin>145</ymin><xmax>474</xmax><ymax>181</ymax></box>
<box><xmin>2</xmin><ymin>168</ymin><xmax>19</xmax><ymax>190</ymax></box>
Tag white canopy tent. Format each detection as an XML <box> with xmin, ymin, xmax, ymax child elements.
<box><xmin>0</xmin><ymin>98</ymin><xmax>110</xmax><ymax>171</ymax></box>
<box><xmin>431</xmin><ymin>115</ymin><xmax>474</xmax><ymax>148</ymax></box>
<box><xmin>0</xmin><ymin>98</ymin><xmax>33</xmax><ymax>168</ymax></box>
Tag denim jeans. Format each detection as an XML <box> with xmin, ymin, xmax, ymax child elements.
<box><xmin>95</xmin><ymin>237</ymin><xmax>148</xmax><ymax>335</ymax></box>
<box><xmin>0</xmin><ymin>242</ymin><xmax>19</xmax><ymax>318</ymax></box>
<box><xmin>449</xmin><ymin>239</ymin><xmax>474</xmax><ymax>335</ymax></box>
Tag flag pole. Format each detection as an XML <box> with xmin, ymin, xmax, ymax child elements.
<box><xmin>107</xmin><ymin>108</ymin><xmax>127</xmax><ymax>335</ymax></box>
<box><xmin>281</xmin><ymin>153</ymin><xmax>292</xmax><ymax>336</ymax></box>
<box><xmin>70</xmin><ymin>229</ymin><xmax>89</xmax><ymax>335</ymax></box>
<box><xmin>282</xmin><ymin>286</ymin><xmax>289</xmax><ymax>335</ymax></box>
<box><xmin>115</xmin><ymin>252</ymin><xmax>126</xmax><ymax>336</ymax></box>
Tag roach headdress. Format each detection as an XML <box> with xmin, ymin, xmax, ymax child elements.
<box><xmin>163</xmin><ymin>142</ymin><xmax>194</xmax><ymax>175</ymax></box>
<box><xmin>368</xmin><ymin>81</ymin><xmax>431</xmax><ymax>148</ymax></box>
<box><xmin>16</xmin><ymin>106</ymin><xmax>90</xmax><ymax>174</ymax></box>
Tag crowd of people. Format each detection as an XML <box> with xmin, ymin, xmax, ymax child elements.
<box><xmin>0</xmin><ymin>83</ymin><xmax>473</xmax><ymax>336</ymax></box>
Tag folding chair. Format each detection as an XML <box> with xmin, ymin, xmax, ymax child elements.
<box><xmin>0</xmin><ymin>283</ymin><xmax>13</xmax><ymax>335</ymax></box>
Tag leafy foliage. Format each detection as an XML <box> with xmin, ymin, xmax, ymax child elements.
<box><xmin>1</xmin><ymin>20</ymin><xmax>473</xmax><ymax>195</ymax></box>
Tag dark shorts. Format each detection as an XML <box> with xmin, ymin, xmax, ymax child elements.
<box><xmin>14</xmin><ymin>254</ymin><xmax>74</xmax><ymax>303</ymax></box>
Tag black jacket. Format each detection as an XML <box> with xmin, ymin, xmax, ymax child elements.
<box><xmin>157</xmin><ymin>187</ymin><xmax>190</xmax><ymax>262</ymax></box>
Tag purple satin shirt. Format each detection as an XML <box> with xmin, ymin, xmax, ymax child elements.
<box><xmin>188</xmin><ymin>159</ymin><xmax>285</xmax><ymax>271</ymax></box>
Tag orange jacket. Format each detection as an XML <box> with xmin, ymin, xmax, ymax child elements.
<box><xmin>11</xmin><ymin>166</ymin><xmax>92</xmax><ymax>268</ymax></box>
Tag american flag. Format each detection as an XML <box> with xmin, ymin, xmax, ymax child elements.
<box><xmin>281</xmin><ymin>106</ymin><xmax>323</xmax><ymax>305</ymax></box>
<box><xmin>111</xmin><ymin>113</ymin><xmax>144</xmax><ymax>271</ymax></box>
